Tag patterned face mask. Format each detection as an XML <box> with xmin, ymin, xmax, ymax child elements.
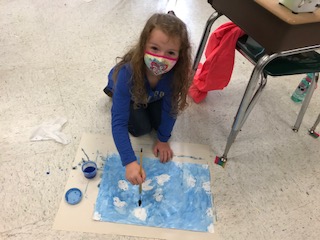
<box><xmin>144</xmin><ymin>51</ymin><xmax>178</xmax><ymax>76</ymax></box>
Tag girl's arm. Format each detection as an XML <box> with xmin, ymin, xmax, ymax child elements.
<box><xmin>111</xmin><ymin>66</ymin><xmax>137</xmax><ymax>166</ymax></box>
<box><xmin>154</xmin><ymin>89</ymin><xmax>176</xmax><ymax>162</ymax></box>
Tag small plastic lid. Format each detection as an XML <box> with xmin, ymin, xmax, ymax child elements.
<box><xmin>65</xmin><ymin>188</ymin><xmax>82</xmax><ymax>205</ymax></box>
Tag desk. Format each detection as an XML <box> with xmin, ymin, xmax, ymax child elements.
<box><xmin>194</xmin><ymin>0</ymin><xmax>320</xmax><ymax>166</ymax></box>
<box><xmin>207</xmin><ymin>0</ymin><xmax>320</xmax><ymax>53</ymax></box>
<box><xmin>256</xmin><ymin>0</ymin><xmax>320</xmax><ymax>24</ymax></box>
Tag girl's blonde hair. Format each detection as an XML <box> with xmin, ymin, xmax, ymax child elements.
<box><xmin>113</xmin><ymin>13</ymin><xmax>192</xmax><ymax>115</ymax></box>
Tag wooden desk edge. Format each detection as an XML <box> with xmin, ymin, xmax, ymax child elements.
<box><xmin>255</xmin><ymin>0</ymin><xmax>320</xmax><ymax>25</ymax></box>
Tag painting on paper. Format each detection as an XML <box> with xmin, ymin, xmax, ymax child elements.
<box><xmin>93</xmin><ymin>153</ymin><xmax>214</xmax><ymax>232</ymax></box>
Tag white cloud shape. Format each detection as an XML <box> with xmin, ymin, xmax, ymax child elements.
<box><xmin>202</xmin><ymin>181</ymin><xmax>211</xmax><ymax>193</ymax></box>
<box><xmin>155</xmin><ymin>174</ymin><xmax>170</xmax><ymax>186</ymax></box>
<box><xmin>118</xmin><ymin>180</ymin><xmax>129</xmax><ymax>191</ymax></box>
<box><xmin>133</xmin><ymin>207</ymin><xmax>147</xmax><ymax>221</ymax></box>
<box><xmin>186</xmin><ymin>175</ymin><xmax>196</xmax><ymax>188</ymax></box>
<box><xmin>142</xmin><ymin>179</ymin><xmax>154</xmax><ymax>191</ymax></box>
<box><xmin>113</xmin><ymin>197</ymin><xmax>126</xmax><ymax>208</ymax></box>
<box><xmin>153</xmin><ymin>188</ymin><xmax>163</xmax><ymax>202</ymax></box>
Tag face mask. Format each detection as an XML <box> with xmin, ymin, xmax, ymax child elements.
<box><xmin>144</xmin><ymin>51</ymin><xmax>178</xmax><ymax>76</ymax></box>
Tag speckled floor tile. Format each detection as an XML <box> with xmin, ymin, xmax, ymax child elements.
<box><xmin>1</xmin><ymin>0</ymin><xmax>320</xmax><ymax>239</ymax></box>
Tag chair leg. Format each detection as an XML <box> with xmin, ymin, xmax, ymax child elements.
<box><xmin>308</xmin><ymin>113</ymin><xmax>320</xmax><ymax>138</ymax></box>
<box><xmin>292</xmin><ymin>72</ymin><xmax>319</xmax><ymax>132</ymax></box>
<box><xmin>215</xmin><ymin>54</ymin><xmax>279</xmax><ymax>167</ymax></box>
<box><xmin>215</xmin><ymin>70</ymin><xmax>267</xmax><ymax>167</ymax></box>
<box><xmin>192</xmin><ymin>11</ymin><xmax>222</xmax><ymax>73</ymax></box>
<box><xmin>240</xmin><ymin>73</ymin><xmax>267</xmax><ymax>128</ymax></box>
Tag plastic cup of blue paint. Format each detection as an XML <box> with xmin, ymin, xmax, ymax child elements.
<box><xmin>82</xmin><ymin>161</ymin><xmax>97</xmax><ymax>179</ymax></box>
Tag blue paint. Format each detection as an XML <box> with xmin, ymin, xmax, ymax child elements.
<box><xmin>175</xmin><ymin>155</ymin><xmax>203</xmax><ymax>160</ymax></box>
<box><xmin>82</xmin><ymin>161</ymin><xmax>97</xmax><ymax>179</ymax></box>
<box><xmin>94</xmin><ymin>154</ymin><xmax>214</xmax><ymax>232</ymax></box>
<box><xmin>84</xmin><ymin>166</ymin><xmax>96</xmax><ymax>173</ymax></box>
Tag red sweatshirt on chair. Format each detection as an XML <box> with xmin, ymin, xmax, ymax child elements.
<box><xmin>189</xmin><ymin>22</ymin><xmax>245</xmax><ymax>103</ymax></box>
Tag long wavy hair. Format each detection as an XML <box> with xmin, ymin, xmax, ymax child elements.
<box><xmin>112</xmin><ymin>13</ymin><xmax>192</xmax><ymax>116</ymax></box>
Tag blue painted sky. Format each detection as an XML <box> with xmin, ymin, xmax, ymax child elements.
<box><xmin>94</xmin><ymin>153</ymin><xmax>214</xmax><ymax>232</ymax></box>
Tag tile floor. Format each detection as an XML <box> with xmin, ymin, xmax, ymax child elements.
<box><xmin>1</xmin><ymin>0</ymin><xmax>319</xmax><ymax>239</ymax></box>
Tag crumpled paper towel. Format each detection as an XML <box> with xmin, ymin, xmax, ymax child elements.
<box><xmin>30</xmin><ymin>117</ymin><xmax>71</xmax><ymax>145</ymax></box>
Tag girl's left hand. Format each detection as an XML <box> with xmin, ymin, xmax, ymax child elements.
<box><xmin>153</xmin><ymin>140</ymin><xmax>173</xmax><ymax>163</ymax></box>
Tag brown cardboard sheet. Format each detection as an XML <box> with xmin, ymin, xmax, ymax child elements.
<box><xmin>53</xmin><ymin>133</ymin><xmax>221</xmax><ymax>240</ymax></box>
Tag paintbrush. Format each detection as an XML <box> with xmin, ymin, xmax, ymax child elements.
<box><xmin>138</xmin><ymin>148</ymin><xmax>143</xmax><ymax>206</ymax></box>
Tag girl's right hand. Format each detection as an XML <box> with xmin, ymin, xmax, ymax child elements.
<box><xmin>125</xmin><ymin>161</ymin><xmax>146</xmax><ymax>185</ymax></box>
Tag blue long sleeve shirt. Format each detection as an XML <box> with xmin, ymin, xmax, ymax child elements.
<box><xmin>109</xmin><ymin>63</ymin><xmax>176</xmax><ymax>166</ymax></box>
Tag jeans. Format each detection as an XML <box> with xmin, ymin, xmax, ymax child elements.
<box><xmin>128</xmin><ymin>100</ymin><xmax>162</xmax><ymax>137</ymax></box>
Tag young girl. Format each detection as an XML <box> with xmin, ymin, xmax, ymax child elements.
<box><xmin>104</xmin><ymin>13</ymin><xmax>192</xmax><ymax>185</ymax></box>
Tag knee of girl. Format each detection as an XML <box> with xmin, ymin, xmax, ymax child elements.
<box><xmin>129</xmin><ymin>124</ymin><xmax>152</xmax><ymax>137</ymax></box>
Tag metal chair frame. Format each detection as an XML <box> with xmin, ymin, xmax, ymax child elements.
<box><xmin>309</xmin><ymin>113</ymin><xmax>320</xmax><ymax>137</ymax></box>
<box><xmin>193</xmin><ymin>12</ymin><xmax>320</xmax><ymax>166</ymax></box>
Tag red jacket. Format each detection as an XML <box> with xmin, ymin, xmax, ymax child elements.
<box><xmin>189</xmin><ymin>22</ymin><xmax>245</xmax><ymax>103</ymax></box>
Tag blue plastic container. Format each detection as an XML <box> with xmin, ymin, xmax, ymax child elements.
<box><xmin>82</xmin><ymin>161</ymin><xmax>97</xmax><ymax>179</ymax></box>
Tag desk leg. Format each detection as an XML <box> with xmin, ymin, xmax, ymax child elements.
<box><xmin>192</xmin><ymin>11</ymin><xmax>222</xmax><ymax>73</ymax></box>
<box><xmin>293</xmin><ymin>72</ymin><xmax>319</xmax><ymax>132</ymax></box>
<box><xmin>215</xmin><ymin>55</ymin><xmax>277</xmax><ymax>167</ymax></box>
